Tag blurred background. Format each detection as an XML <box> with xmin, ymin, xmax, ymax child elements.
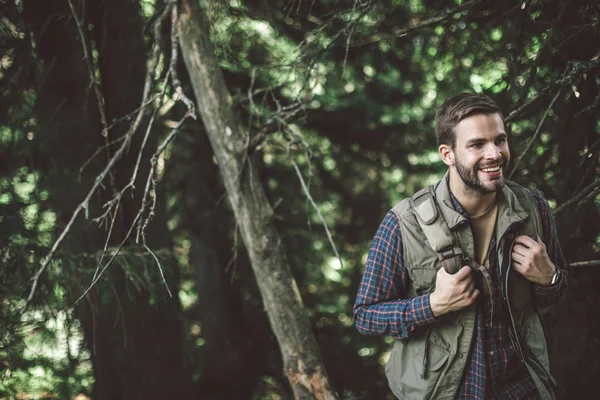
<box><xmin>1</xmin><ymin>0</ymin><xmax>599</xmax><ymax>399</ymax></box>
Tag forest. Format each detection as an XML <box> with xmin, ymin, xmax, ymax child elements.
<box><xmin>0</xmin><ymin>0</ymin><xmax>599</xmax><ymax>399</ymax></box>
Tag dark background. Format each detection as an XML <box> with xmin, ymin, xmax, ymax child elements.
<box><xmin>1</xmin><ymin>0</ymin><xmax>598</xmax><ymax>399</ymax></box>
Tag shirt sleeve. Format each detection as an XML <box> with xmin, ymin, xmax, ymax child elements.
<box><xmin>353</xmin><ymin>210</ymin><xmax>436</xmax><ymax>340</ymax></box>
<box><xmin>531</xmin><ymin>191</ymin><xmax>568</xmax><ymax>306</ymax></box>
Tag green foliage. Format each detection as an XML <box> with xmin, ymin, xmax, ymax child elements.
<box><xmin>1</xmin><ymin>0</ymin><xmax>599</xmax><ymax>398</ymax></box>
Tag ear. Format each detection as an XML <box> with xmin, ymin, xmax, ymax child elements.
<box><xmin>439</xmin><ymin>144</ymin><xmax>454</xmax><ymax>166</ymax></box>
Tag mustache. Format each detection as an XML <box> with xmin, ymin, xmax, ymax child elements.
<box><xmin>477</xmin><ymin>163</ymin><xmax>503</xmax><ymax>168</ymax></box>
<box><xmin>477</xmin><ymin>157</ymin><xmax>509</xmax><ymax>169</ymax></box>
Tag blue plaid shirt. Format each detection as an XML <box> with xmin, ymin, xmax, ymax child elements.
<box><xmin>353</xmin><ymin>188</ymin><xmax>567</xmax><ymax>399</ymax></box>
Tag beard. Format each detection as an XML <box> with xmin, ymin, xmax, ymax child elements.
<box><xmin>455</xmin><ymin>156</ymin><xmax>508</xmax><ymax>196</ymax></box>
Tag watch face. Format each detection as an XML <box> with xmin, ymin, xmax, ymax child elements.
<box><xmin>551</xmin><ymin>269</ymin><xmax>561</xmax><ymax>285</ymax></box>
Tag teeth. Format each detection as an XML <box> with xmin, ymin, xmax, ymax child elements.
<box><xmin>481</xmin><ymin>166</ymin><xmax>501</xmax><ymax>172</ymax></box>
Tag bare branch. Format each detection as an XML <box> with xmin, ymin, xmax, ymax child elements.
<box><xmin>554</xmin><ymin>180</ymin><xmax>600</xmax><ymax>215</ymax></box>
<box><xmin>508</xmin><ymin>90</ymin><xmax>561</xmax><ymax>179</ymax></box>
<box><xmin>514</xmin><ymin>1</ymin><xmax>569</xmax><ymax>108</ymax></box>
<box><xmin>144</xmin><ymin>245</ymin><xmax>172</xmax><ymax>298</ymax></box>
<box><xmin>569</xmin><ymin>260</ymin><xmax>600</xmax><ymax>268</ymax></box>
<box><xmin>79</xmin><ymin>134</ymin><xmax>128</xmax><ymax>180</ymax></box>
<box><xmin>26</xmin><ymin>129</ymin><xmax>135</xmax><ymax>311</ymax></box>
<box><xmin>505</xmin><ymin>92</ymin><xmax>545</xmax><ymax>124</ymax></box>
<box><xmin>67</xmin><ymin>0</ymin><xmax>108</xmax><ymax>134</ymax></box>
<box><xmin>355</xmin><ymin>0</ymin><xmax>484</xmax><ymax>46</ymax></box>
<box><xmin>170</xmin><ymin>2</ymin><xmax>196</xmax><ymax>118</ymax></box>
<box><xmin>342</xmin><ymin>0</ymin><xmax>371</xmax><ymax>77</ymax></box>
<box><xmin>24</xmin><ymin>4</ymin><xmax>173</xmax><ymax>311</ymax></box>
<box><xmin>92</xmin><ymin>201</ymin><xmax>120</xmax><ymax>282</ymax></box>
<box><xmin>106</xmin><ymin>94</ymin><xmax>162</xmax><ymax>131</ymax></box>
<box><xmin>74</xmin><ymin>213</ymin><xmax>143</xmax><ymax>305</ymax></box>
<box><xmin>77</xmin><ymin>247</ymin><xmax>172</xmax><ymax>259</ymax></box>
<box><xmin>67</xmin><ymin>0</ymin><xmax>117</xmax><ymax>195</ymax></box>
<box><xmin>136</xmin><ymin>114</ymin><xmax>188</xmax><ymax>243</ymax></box>
<box><xmin>506</xmin><ymin>53</ymin><xmax>600</xmax><ymax>123</ymax></box>
<box><xmin>286</xmin><ymin>136</ymin><xmax>343</xmax><ymax>270</ymax></box>
<box><xmin>574</xmin><ymin>91</ymin><xmax>600</xmax><ymax>118</ymax></box>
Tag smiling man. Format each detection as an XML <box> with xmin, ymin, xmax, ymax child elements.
<box><xmin>353</xmin><ymin>93</ymin><xmax>567</xmax><ymax>399</ymax></box>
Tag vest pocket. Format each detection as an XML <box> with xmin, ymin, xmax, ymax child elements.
<box><xmin>508</xmin><ymin>270</ymin><xmax>534</xmax><ymax>312</ymax></box>
<box><xmin>427</xmin><ymin>339</ymin><xmax>451</xmax><ymax>371</ymax></box>
<box><xmin>519</xmin><ymin>308</ymin><xmax>557</xmax><ymax>389</ymax></box>
<box><xmin>386</xmin><ymin>323</ymin><xmax>461</xmax><ymax>400</ymax></box>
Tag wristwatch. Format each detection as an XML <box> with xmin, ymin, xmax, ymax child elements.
<box><xmin>548</xmin><ymin>267</ymin><xmax>562</xmax><ymax>286</ymax></box>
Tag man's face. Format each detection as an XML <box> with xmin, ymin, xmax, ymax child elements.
<box><xmin>448</xmin><ymin>113</ymin><xmax>510</xmax><ymax>196</ymax></box>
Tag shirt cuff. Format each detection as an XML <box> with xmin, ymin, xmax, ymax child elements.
<box><xmin>533</xmin><ymin>277</ymin><xmax>564</xmax><ymax>305</ymax></box>
<box><xmin>410</xmin><ymin>294</ymin><xmax>437</xmax><ymax>328</ymax></box>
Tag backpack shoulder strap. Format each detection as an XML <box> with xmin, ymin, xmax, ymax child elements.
<box><xmin>506</xmin><ymin>181</ymin><xmax>543</xmax><ymax>237</ymax></box>
<box><xmin>408</xmin><ymin>186</ymin><xmax>465</xmax><ymax>274</ymax></box>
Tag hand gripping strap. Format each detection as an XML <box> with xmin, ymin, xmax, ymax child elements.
<box><xmin>410</xmin><ymin>186</ymin><xmax>464</xmax><ymax>274</ymax></box>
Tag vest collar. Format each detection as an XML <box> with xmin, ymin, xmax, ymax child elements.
<box><xmin>434</xmin><ymin>171</ymin><xmax>467</xmax><ymax>230</ymax></box>
<box><xmin>433</xmin><ymin>171</ymin><xmax>530</xmax><ymax>237</ymax></box>
<box><xmin>496</xmin><ymin>179</ymin><xmax>530</xmax><ymax>240</ymax></box>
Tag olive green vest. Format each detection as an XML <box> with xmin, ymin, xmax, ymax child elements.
<box><xmin>385</xmin><ymin>174</ymin><xmax>556</xmax><ymax>400</ymax></box>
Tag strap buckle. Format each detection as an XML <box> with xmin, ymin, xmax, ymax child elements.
<box><xmin>439</xmin><ymin>247</ymin><xmax>463</xmax><ymax>261</ymax></box>
<box><xmin>438</xmin><ymin>247</ymin><xmax>464</xmax><ymax>274</ymax></box>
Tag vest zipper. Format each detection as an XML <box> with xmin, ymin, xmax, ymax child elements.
<box><xmin>504</xmin><ymin>234</ymin><xmax>525</xmax><ymax>363</ymax></box>
<box><xmin>421</xmin><ymin>327</ymin><xmax>431</xmax><ymax>379</ymax></box>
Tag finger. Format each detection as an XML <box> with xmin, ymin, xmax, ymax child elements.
<box><xmin>512</xmin><ymin>244</ymin><xmax>530</xmax><ymax>257</ymax></box>
<box><xmin>465</xmin><ymin>280</ymin><xmax>475</xmax><ymax>294</ymax></box>
<box><xmin>512</xmin><ymin>261</ymin><xmax>529</xmax><ymax>276</ymax></box>
<box><xmin>515</xmin><ymin>235</ymin><xmax>537</xmax><ymax>247</ymax></box>
<box><xmin>454</xmin><ymin>265</ymin><xmax>472</xmax><ymax>281</ymax></box>
<box><xmin>468</xmin><ymin>289</ymin><xmax>480</xmax><ymax>303</ymax></box>
<box><xmin>437</xmin><ymin>266</ymin><xmax>450</xmax><ymax>278</ymax></box>
<box><xmin>511</xmin><ymin>252</ymin><xmax>526</xmax><ymax>264</ymax></box>
<box><xmin>536</xmin><ymin>235</ymin><xmax>547</xmax><ymax>249</ymax></box>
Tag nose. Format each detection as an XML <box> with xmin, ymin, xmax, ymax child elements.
<box><xmin>484</xmin><ymin>143</ymin><xmax>502</xmax><ymax>160</ymax></box>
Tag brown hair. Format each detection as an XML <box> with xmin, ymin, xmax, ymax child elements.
<box><xmin>435</xmin><ymin>93</ymin><xmax>503</xmax><ymax>148</ymax></box>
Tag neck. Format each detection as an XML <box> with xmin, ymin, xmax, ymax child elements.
<box><xmin>448</xmin><ymin>169</ymin><xmax>498</xmax><ymax>216</ymax></box>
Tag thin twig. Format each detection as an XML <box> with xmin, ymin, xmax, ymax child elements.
<box><xmin>136</xmin><ymin>1</ymin><xmax>194</xmax><ymax>244</ymax></box>
<box><xmin>23</xmin><ymin>4</ymin><xmax>173</xmax><ymax>311</ymax></box>
<box><xmin>341</xmin><ymin>0</ymin><xmax>371</xmax><ymax>77</ymax></box>
<box><xmin>144</xmin><ymin>245</ymin><xmax>172</xmax><ymax>298</ymax></box>
<box><xmin>92</xmin><ymin>201</ymin><xmax>120</xmax><ymax>281</ymax></box>
<box><xmin>136</xmin><ymin>114</ymin><xmax>188</xmax><ymax>243</ymax></box>
<box><xmin>74</xmin><ymin>212</ymin><xmax>143</xmax><ymax>305</ymax></box>
<box><xmin>67</xmin><ymin>0</ymin><xmax>116</xmax><ymax>194</ymax></box>
<box><xmin>105</xmin><ymin>94</ymin><xmax>162</xmax><ymax>131</ymax></box>
<box><xmin>93</xmin><ymin>23</ymin><xmax>174</xmax><ymax>227</ymax></box>
<box><xmin>514</xmin><ymin>1</ymin><xmax>568</xmax><ymax>108</ymax></box>
<box><xmin>79</xmin><ymin>134</ymin><xmax>128</xmax><ymax>180</ymax></box>
<box><xmin>26</xmin><ymin>131</ymin><xmax>133</xmax><ymax>310</ymax></box>
<box><xmin>554</xmin><ymin>180</ymin><xmax>600</xmax><ymax>215</ymax></box>
<box><xmin>508</xmin><ymin>90</ymin><xmax>561</xmax><ymax>179</ymax></box>
<box><xmin>569</xmin><ymin>260</ymin><xmax>600</xmax><ymax>268</ymax></box>
<box><xmin>506</xmin><ymin>53</ymin><xmax>600</xmax><ymax>124</ymax></box>
<box><xmin>355</xmin><ymin>0</ymin><xmax>484</xmax><ymax>46</ymax></box>
<box><xmin>67</xmin><ymin>0</ymin><xmax>108</xmax><ymax>134</ymax></box>
<box><xmin>574</xmin><ymin>92</ymin><xmax>600</xmax><ymax>118</ymax></box>
<box><xmin>287</xmin><ymin>140</ymin><xmax>343</xmax><ymax>270</ymax></box>
<box><xmin>505</xmin><ymin>92</ymin><xmax>544</xmax><ymax>124</ymax></box>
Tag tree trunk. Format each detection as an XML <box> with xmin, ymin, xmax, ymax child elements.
<box><xmin>170</xmin><ymin>124</ymin><xmax>267</xmax><ymax>398</ymax></box>
<box><xmin>176</xmin><ymin>1</ymin><xmax>337</xmax><ymax>399</ymax></box>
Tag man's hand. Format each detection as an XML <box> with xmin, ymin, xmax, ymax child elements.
<box><xmin>511</xmin><ymin>235</ymin><xmax>555</xmax><ymax>285</ymax></box>
<box><xmin>430</xmin><ymin>266</ymin><xmax>479</xmax><ymax>317</ymax></box>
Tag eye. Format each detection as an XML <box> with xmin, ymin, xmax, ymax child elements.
<box><xmin>470</xmin><ymin>143</ymin><xmax>484</xmax><ymax>149</ymax></box>
<box><xmin>496</xmin><ymin>137</ymin><xmax>507</xmax><ymax>145</ymax></box>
